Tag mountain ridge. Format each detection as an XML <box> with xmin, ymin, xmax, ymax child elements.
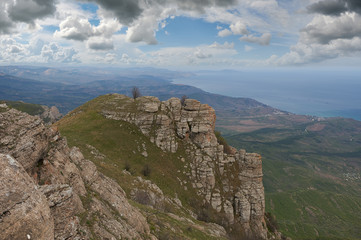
<box><xmin>0</xmin><ymin>95</ymin><xmax>282</xmax><ymax>239</ymax></box>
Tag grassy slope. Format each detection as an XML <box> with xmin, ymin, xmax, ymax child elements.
<box><xmin>226</xmin><ymin>120</ymin><xmax>361</xmax><ymax>240</ymax></box>
<box><xmin>56</xmin><ymin>95</ymin><xmax>227</xmax><ymax>240</ymax></box>
<box><xmin>0</xmin><ymin>100</ymin><xmax>45</xmax><ymax>116</ymax></box>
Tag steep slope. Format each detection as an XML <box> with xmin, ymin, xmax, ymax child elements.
<box><xmin>0</xmin><ymin>96</ymin><xmax>280</xmax><ymax>239</ymax></box>
<box><xmin>0</xmin><ymin>100</ymin><xmax>62</xmax><ymax>123</ymax></box>
<box><xmin>0</xmin><ymin>103</ymin><xmax>154</xmax><ymax>239</ymax></box>
<box><xmin>56</xmin><ymin>94</ymin><xmax>276</xmax><ymax>239</ymax></box>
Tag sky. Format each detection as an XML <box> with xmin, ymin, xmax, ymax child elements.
<box><xmin>0</xmin><ymin>0</ymin><xmax>361</xmax><ymax>70</ymax></box>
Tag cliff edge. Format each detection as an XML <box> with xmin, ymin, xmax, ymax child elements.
<box><xmin>0</xmin><ymin>95</ymin><xmax>275</xmax><ymax>239</ymax></box>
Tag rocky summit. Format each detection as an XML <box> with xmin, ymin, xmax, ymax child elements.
<box><xmin>0</xmin><ymin>95</ymin><xmax>278</xmax><ymax>240</ymax></box>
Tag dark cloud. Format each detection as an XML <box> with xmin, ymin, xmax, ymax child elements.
<box><xmin>301</xmin><ymin>13</ymin><xmax>361</xmax><ymax>44</ymax></box>
<box><xmin>0</xmin><ymin>2</ymin><xmax>14</xmax><ymax>34</ymax></box>
<box><xmin>307</xmin><ymin>0</ymin><xmax>347</xmax><ymax>16</ymax></box>
<box><xmin>0</xmin><ymin>17</ymin><xmax>14</xmax><ymax>34</ymax></box>
<box><xmin>87</xmin><ymin>0</ymin><xmax>237</xmax><ymax>25</ymax></box>
<box><xmin>307</xmin><ymin>0</ymin><xmax>361</xmax><ymax>15</ymax></box>
<box><xmin>8</xmin><ymin>0</ymin><xmax>57</xmax><ymax>24</ymax></box>
<box><xmin>347</xmin><ymin>0</ymin><xmax>361</xmax><ymax>13</ymax></box>
<box><xmin>86</xmin><ymin>0</ymin><xmax>142</xmax><ymax>24</ymax></box>
<box><xmin>176</xmin><ymin>0</ymin><xmax>237</xmax><ymax>13</ymax></box>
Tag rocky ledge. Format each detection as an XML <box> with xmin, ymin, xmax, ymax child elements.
<box><xmin>0</xmin><ymin>95</ymin><xmax>272</xmax><ymax>239</ymax></box>
<box><xmin>0</xmin><ymin>104</ymin><xmax>152</xmax><ymax>240</ymax></box>
<box><xmin>102</xmin><ymin>94</ymin><xmax>267</xmax><ymax>239</ymax></box>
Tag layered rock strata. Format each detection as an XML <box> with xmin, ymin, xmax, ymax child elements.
<box><xmin>102</xmin><ymin>94</ymin><xmax>267</xmax><ymax>239</ymax></box>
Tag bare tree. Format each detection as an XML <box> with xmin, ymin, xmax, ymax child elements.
<box><xmin>132</xmin><ymin>86</ymin><xmax>141</xmax><ymax>99</ymax></box>
<box><xmin>180</xmin><ymin>95</ymin><xmax>188</xmax><ymax>106</ymax></box>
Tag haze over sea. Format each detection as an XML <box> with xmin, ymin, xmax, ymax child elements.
<box><xmin>173</xmin><ymin>69</ymin><xmax>361</xmax><ymax>121</ymax></box>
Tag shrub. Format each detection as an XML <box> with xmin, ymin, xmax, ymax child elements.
<box><xmin>131</xmin><ymin>86</ymin><xmax>141</xmax><ymax>99</ymax></box>
<box><xmin>124</xmin><ymin>161</ymin><xmax>131</xmax><ymax>172</ymax></box>
<box><xmin>265</xmin><ymin>212</ymin><xmax>279</xmax><ymax>233</ymax></box>
<box><xmin>214</xmin><ymin>131</ymin><xmax>233</xmax><ymax>154</ymax></box>
<box><xmin>142</xmin><ymin>164</ymin><xmax>151</xmax><ymax>177</ymax></box>
<box><xmin>180</xmin><ymin>95</ymin><xmax>188</xmax><ymax>106</ymax></box>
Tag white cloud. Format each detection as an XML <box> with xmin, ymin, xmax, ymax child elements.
<box><xmin>230</xmin><ymin>21</ymin><xmax>248</xmax><ymax>35</ymax></box>
<box><xmin>272</xmin><ymin>10</ymin><xmax>361</xmax><ymax>65</ymax></box>
<box><xmin>0</xmin><ymin>35</ymin><xmax>79</xmax><ymax>64</ymax></box>
<box><xmin>301</xmin><ymin>12</ymin><xmax>361</xmax><ymax>44</ymax></box>
<box><xmin>274</xmin><ymin>37</ymin><xmax>361</xmax><ymax>65</ymax></box>
<box><xmin>55</xmin><ymin>16</ymin><xmax>94</xmax><ymax>41</ymax></box>
<box><xmin>210</xmin><ymin>41</ymin><xmax>234</xmax><ymax>49</ymax></box>
<box><xmin>125</xmin><ymin>6</ymin><xmax>175</xmax><ymax>45</ymax></box>
<box><xmin>240</xmin><ymin>33</ymin><xmax>272</xmax><ymax>45</ymax></box>
<box><xmin>87</xmin><ymin>37</ymin><xmax>114</xmax><ymax>51</ymax></box>
<box><xmin>218</xmin><ymin>29</ymin><xmax>232</xmax><ymax>37</ymax></box>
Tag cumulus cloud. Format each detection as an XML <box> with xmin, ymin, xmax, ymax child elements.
<box><xmin>218</xmin><ymin>29</ymin><xmax>232</xmax><ymax>37</ymax></box>
<box><xmin>175</xmin><ymin>0</ymin><xmax>237</xmax><ymax>13</ymax></box>
<box><xmin>125</xmin><ymin>6</ymin><xmax>174</xmax><ymax>45</ymax></box>
<box><xmin>85</xmin><ymin>0</ymin><xmax>238</xmax><ymax>25</ymax></box>
<box><xmin>301</xmin><ymin>13</ymin><xmax>361</xmax><ymax>44</ymax></box>
<box><xmin>55</xmin><ymin>16</ymin><xmax>93</xmax><ymax>41</ymax></box>
<box><xmin>87</xmin><ymin>38</ymin><xmax>114</xmax><ymax>50</ymax></box>
<box><xmin>240</xmin><ymin>33</ymin><xmax>271</xmax><ymax>46</ymax></box>
<box><xmin>307</xmin><ymin>0</ymin><xmax>347</xmax><ymax>16</ymax></box>
<box><xmin>55</xmin><ymin>16</ymin><xmax>121</xmax><ymax>41</ymax></box>
<box><xmin>41</xmin><ymin>43</ymin><xmax>78</xmax><ymax>63</ymax></box>
<box><xmin>307</xmin><ymin>0</ymin><xmax>361</xmax><ymax>15</ymax></box>
<box><xmin>8</xmin><ymin>0</ymin><xmax>56</xmax><ymax>24</ymax></box>
<box><xmin>274</xmin><ymin>37</ymin><xmax>361</xmax><ymax>65</ymax></box>
<box><xmin>0</xmin><ymin>0</ymin><xmax>56</xmax><ymax>34</ymax></box>
<box><xmin>272</xmin><ymin>9</ymin><xmax>361</xmax><ymax>65</ymax></box>
<box><xmin>218</xmin><ymin>21</ymin><xmax>248</xmax><ymax>38</ymax></box>
<box><xmin>0</xmin><ymin>2</ymin><xmax>14</xmax><ymax>34</ymax></box>
<box><xmin>0</xmin><ymin>36</ymin><xmax>79</xmax><ymax>64</ymax></box>
<box><xmin>84</xmin><ymin>0</ymin><xmax>142</xmax><ymax>24</ymax></box>
<box><xmin>230</xmin><ymin>21</ymin><xmax>248</xmax><ymax>35</ymax></box>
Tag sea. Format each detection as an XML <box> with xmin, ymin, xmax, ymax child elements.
<box><xmin>172</xmin><ymin>69</ymin><xmax>361</xmax><ymax>121</ymax></box>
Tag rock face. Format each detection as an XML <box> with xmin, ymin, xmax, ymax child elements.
<box><xmin>41</xmin><ymin>106</ymin><xmax>62</xmax><ymax>124</ymax></box>
<box><xmin>102</xmin><ymin>94</ymin><xmax>268</xmax><ymax>239</ymax></box>
<box><xmin>0</xmin><ymin>104</ymin><xmax>152</xmax><ymax>239</ymax></box>
<box><xmin>0</xmin><ymin>95</ymin><xmax>269</xmax><ymax>239</ymax></box>
<box><xmin>0</xmin><ymin>154</ymin><xmax>54</xmax><ymax>240</ymax></box>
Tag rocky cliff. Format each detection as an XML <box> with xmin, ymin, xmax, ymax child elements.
<box><xmin>101</xmin><ymin>94</ymin><xmax>267</xmax><ymax>239</ymax></box>
<box><xmin>0</xmin><ymin>104</ymin><xmax>152</xmax><ymax>240</ymax></box>
<box><xmin>0</xmin><ymin>95</ymin><xmax>272</xmax><ymax>240</ymax></box>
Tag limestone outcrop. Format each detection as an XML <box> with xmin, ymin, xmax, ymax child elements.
<box><xmin>0</xmin><ymin>95</ymin><xmax>271</xmax><ymax>239</ymax></box>
<box><xmin>102</xmin><ymin>94</ymin><xmax>268</xmax><ymax>239</ymax></box>
<box><xmin>41</xmin><ymin>106</ymin><xmax>62</xmax><ymax>124</ymax></box>
<box><xmin>0</xmin><ymin>104</ymin><xmax>153</xmax><ymax>240</ymax></box>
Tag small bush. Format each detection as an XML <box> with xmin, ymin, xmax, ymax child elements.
<box><xmin>131</xmin><ymin>86</ymin><xmax>141</xmax><ymax>99</ymax></box>
<box><xmin>124</xmin><ymin>162</ymin><xmax>131</xmax><ymax>172</ymax></box>
<box><xmin>180</xmin><ymin>95</ymin><xmax>188</xmax><ymax>106</ymax></box>
<box><xmin>214</xmin><ymin>131</ymin><xmax>233</xmax><ymax>154</ymax></box>
<box><xmin>142</xmin><ymin>164</ymin><xmax>151</xmax><ymax>177</ymax></box>
<box><xmin>265</xmin><ymin>212</ymin><xmax>279</xmax><ymax>233</ymax></box>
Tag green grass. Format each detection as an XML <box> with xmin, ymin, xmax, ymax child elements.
<box><xmin>0</xmin><ymin>100</ymin><xmax>45</xmax><ymax>115</ymax></box>
<box><xmin>226</xmin><ymin>121</ymin><xmax>361</xmax><ymax>240</ymax></box>
<box><xmin>56</xmin><ymin>95</ymin><xmax>226</xmax><ymax>239</ymax></box>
